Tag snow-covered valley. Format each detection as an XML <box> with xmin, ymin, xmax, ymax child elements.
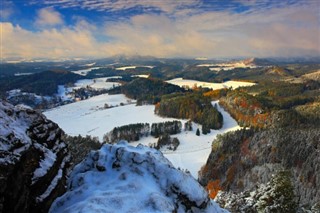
<box><xmin>167</xmin><ymin>78</ymin><xmax>255</xmax><ymax>90</ymax></box>
<box><xmin>44</xmin><ymin>92</ymin><xmax>241</xmax><ymax>179</ymax></box>
<box><xmin>3</xmin><ymin>58</ymin><xmax>317</xmax><ymax>212</ymax></box>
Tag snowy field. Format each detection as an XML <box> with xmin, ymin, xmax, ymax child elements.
<box><xmin>71</xmin><ymin>67</ymin><xmax>101</xmax><ymax>76</ymax></box>
<box><xmin>131</xmin><ymin>101</ymin><xmax>240</xmax><ymax>179</ymax></box>
<box><xmin>44</xmin><ymin>93</ymin><xmax>240</xmax><ymax>179</ymax></box>
<box><xmin>167</xmin><ymin>78</ymin><xmax>255</xmax><ymax>90</ymax></box>
<box><xmin>14</xmin><ymin>72</ymin><xmax>33</xmax><ymax>76</ymax></box>
<box><xmin>73</xmin><ymin>77</ymin><xmax>121</xmax><ymax>89</ymax></box>
<box><xmin>44</xmin><ymin>94</ymin><xmax>182</xmax><ymax>141</ymax></box>
<box><xmin>116</xmin><ymin>65</ymin><xmax>154</xmax><ymax>70</ymax></box>
<box><xmin>209</xmin><ymin>67</ymin><xmax>236</xmax><ymax>72</ymax></box>
<box><xmin>132</xmin><ymin>74</ymin><xmax>150</xmax><ymax>78</ymax></box>
<box><xmin>56</xmin><ymin>77</ymin><xmax>121</xmax><ymax>101</ymax></box>
<box><xmin>197</xmin><ymin>62</ymin><xmax>257</xmax><ymax>72</ymax></box>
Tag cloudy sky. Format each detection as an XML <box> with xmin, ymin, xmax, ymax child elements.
<box><xmin>1</xmin><ymin>0</ymin><xmax>319</xmax><ymax>60</ymax></box>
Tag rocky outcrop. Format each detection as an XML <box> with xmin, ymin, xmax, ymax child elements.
<box><xmin>199</xmin><ymin>128</ymin><xmax>320</xmax><ymax>212</ymax></box>
<box><xmin>50</xmin><ymin>141</ymin><xmax>228</xmax><ymax>213</ymax></box>
<box><xmin>0</xmin><ymin>101</ymin><xmax>70</xmax><ymax>213</ymax></box>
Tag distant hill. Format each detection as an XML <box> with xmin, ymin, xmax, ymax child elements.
<box><xmin>266</xmin><ymin>66</ymin><xmax>292</xmax><ymax>76</ymax></box>
<box><xmin>0</xmin><ymin>70</ymin><xmax>83</xmax><ymax>96</ymax></box>
<box><xmin>301</xmin><ymin>70</ymin><xmax>320</xmax><ymax>81</ymax></box>
<box><xmin>120</xmin><ymin>78</ymin><xmax>186</xmax><ymax>104</ymax></box>
<box><xmin>242</xmin><ymin>57</ymin><xmax>271</xmax><ymax>66</ymax></box>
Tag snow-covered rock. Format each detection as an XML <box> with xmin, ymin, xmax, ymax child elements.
<box><xmin>50</xmin><ymin>142</ymin><xmax>228</xmax><ymax>213</ymax></box>
<box><xmin>0</xmin><ymin>100</ymin><xmax>70</xmax><ymax>213</ymax></box>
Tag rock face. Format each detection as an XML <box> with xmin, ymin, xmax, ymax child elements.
<box><xmin>199</xmin><ymin>128</ymin><xmax>320</xmax><ymax>212</ymax></box>
<box><xmin>0</xmin><ymin>101</ymin><xmax>70</xmax><ymax>213</ymax></box>
<box><xmin>50</xmin><ymin>142</ymin><xmax>228</xmax><ymax>213</ymax></box>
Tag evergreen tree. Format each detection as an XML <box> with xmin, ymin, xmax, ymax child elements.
<box><xmin>184</xmin><ymin>120</ymin><xmax>193</xmax><ymax>131</ymax></box>
<box><xmin>196</xmin><ymin>128</ymin><xmax>200</xmax><ymax>136</ymax></box>
<box><xmin>202</xmin><ymin>125</ymin><xmax>210</xmax><ymax>135</ymax></box>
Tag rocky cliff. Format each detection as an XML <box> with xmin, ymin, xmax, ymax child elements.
<box><xmin>0</xmin><ymin>101</ymin><xmax>70</xmax><ymax>213</ymax></box>
<box><xmin>199</xmin><ymin>128</ymin><xmax>320</xmax><ymax>212</ymax></box>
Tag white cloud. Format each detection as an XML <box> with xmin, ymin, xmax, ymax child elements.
<box><xmin>36</xmin><ymin>7</ymin><xmax>64</xmax><ymax>27</ymax></box>
<box><xmin>1</xmin><ymin>22</ymin><xmax>109</xmax><ymax>60</ymax></box>
<box><xmin>103</xmin><ymin>4</ymin><xmax>320</xmax><ymax>58</ymax></box>
<box><xmin>1</xmin><ymin>2</ymin><xmax>319</xmax><ymax>60</ymax></box>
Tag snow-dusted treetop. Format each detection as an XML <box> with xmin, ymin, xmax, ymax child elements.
<box><xmin>50</xmin><ymin>141</ymin><xmax>228</xmax><ymax>213</ymax></box>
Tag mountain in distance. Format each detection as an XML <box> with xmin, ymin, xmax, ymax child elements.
<box><xmin>227</xmin><ymin>57</ymin><xmax>320</xmax><ymax>67</ymax></box>
<box><xmin>0</xmin><ymin>70</ymin><xmax>84</xmax><ymax>96</ymax></box>
<box><xmin>242</xmin><ymin>57</ymin><xmax>271</xmax><ymax>66</ymax></box>
<box><xmin>301</xmin><ymin>70</ymin><xmax>320</xmax><ymax>81</ymax></box>
<box><xmin>266</xmin><ymin>56</ymin><xmax>320</xmax><ymax>64</ymax></box>
<box><xmin>2</xmin><ymin>55</ymin><xmax>319</xmax><ymax>67</ymax></box>
<box><xmin>265</xmin><ymin>66</ymin><xmax>292</xmax><ymax>76</ymax></box>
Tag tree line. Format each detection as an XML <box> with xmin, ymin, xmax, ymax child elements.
<box><xmin>155</xmin><ymin>93</ymin><xmax>223</xmax><ymax>132</ymax></box>
<box><xmin>119</xmin><ymin>78</ymin><xmax>186</xmax><ymax>105</ymax></box>
<box><xmin>103</xmin><ymin>120</ymin><xmax>182</xmax><ymax>143</ymax></box>
<box><xmin>150</xmin><ymin>134</ymin><xmax>180</xmax><ymax>151</ymax></box>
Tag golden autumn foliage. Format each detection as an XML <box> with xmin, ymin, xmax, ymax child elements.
<box><xmin>206</xmin><ymin>180</ymin><xmax>222</xmax><ymax>199</ymax></box>
<box><xmin>203</xmin><ymin>88</ymin><xmax>227</xmax><ymax>99</ymax></box>
<box><xmin>231</xmin><ymin>79</ymin><xmax>256</xmax><ymax>83</ymax></box>
<box><xmin>192</xmin><ymin>83</ymin><xmax>201</xmax><ymax>91</ymax></box>
<box><xmin>219</xmin><ymin>90</ymin><xmax>272</xmax><ymax>128</ymax></box>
